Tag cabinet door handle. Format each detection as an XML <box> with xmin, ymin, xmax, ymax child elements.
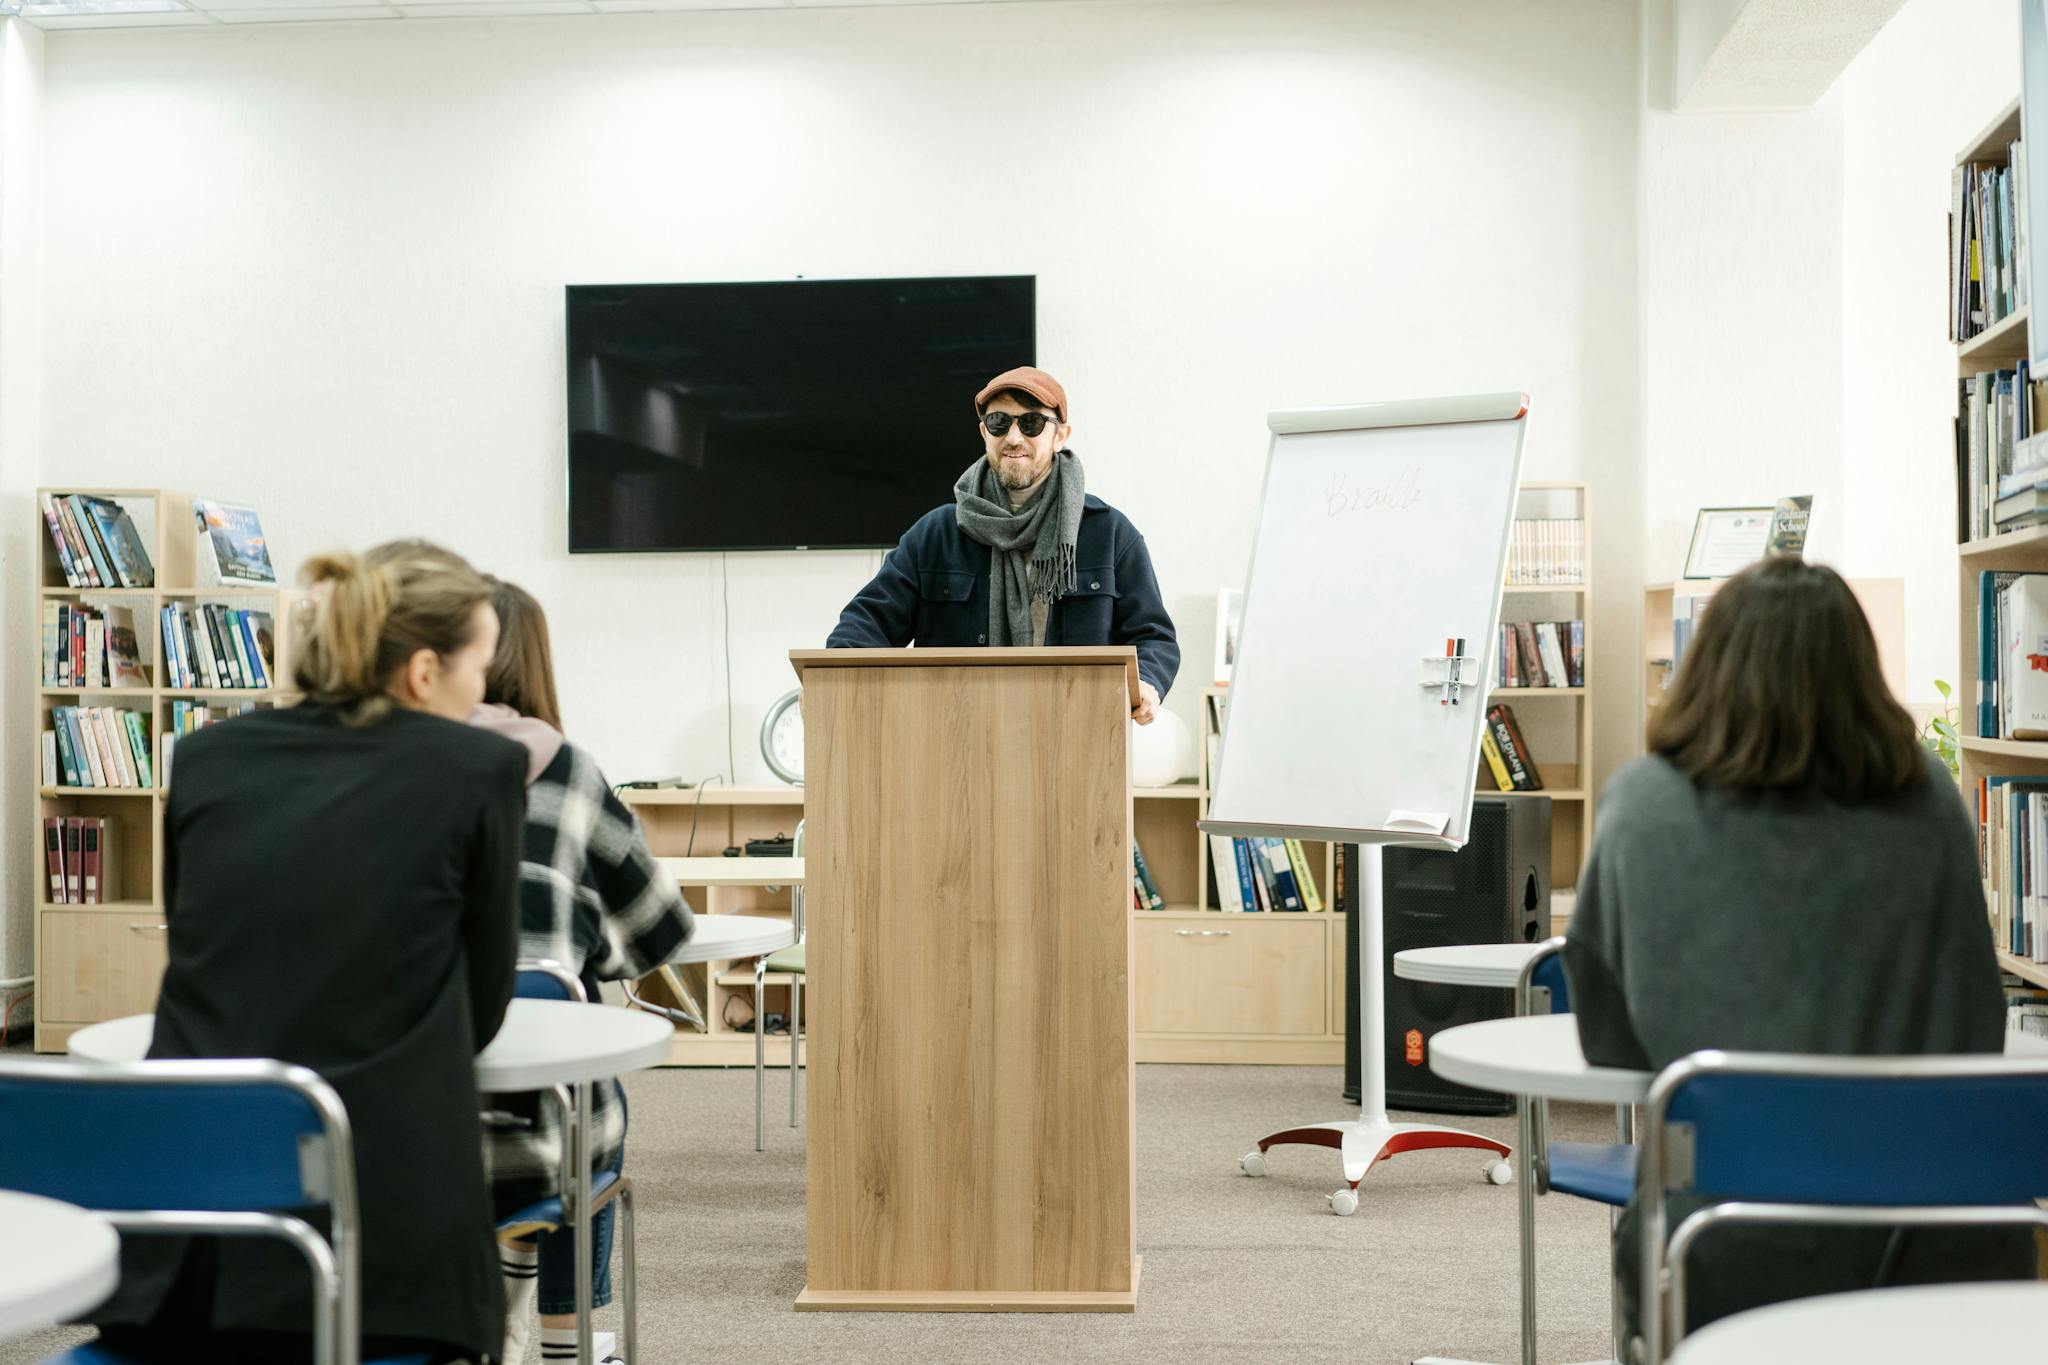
<box><xmin>129</xmin><ymin>923</ymin><xmax>169</xmax><ymax>934</ymax></box>
<box><xmin>1175</xmin><ymin>929</ymin><xmax>1232</xmax><ymax>939</ymax></box>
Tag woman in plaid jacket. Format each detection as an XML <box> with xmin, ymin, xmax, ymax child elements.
<box><xmin>470</xmin><ymin>579</ymin><xmax>695</xmax><ymax>1365</ymax></box>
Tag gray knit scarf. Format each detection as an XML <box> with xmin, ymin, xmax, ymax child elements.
<box><xmin>953</xmin><ymin>448</ymin><xmax>1085</xmax><ymax>647</ymax></box>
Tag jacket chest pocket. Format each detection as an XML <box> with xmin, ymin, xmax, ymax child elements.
<box><xmin>1051</xmin><ymin>564</ymin><xmax>1118</xmax><ymax>643</ymax></box>
<box><xmin>915</xmin><ymin>569</ymin><xmax>980</xmax><ymax>644</ymax></box>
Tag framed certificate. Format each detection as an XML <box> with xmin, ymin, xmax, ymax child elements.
<box><xmin>1683</xmin><ymin>506</ymin><xmax>1772</xmax><ymax>580</ymax></box>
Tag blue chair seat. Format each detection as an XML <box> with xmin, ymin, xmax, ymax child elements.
<box><xmin>46</xmin><ymin>1348</ymin><xmax>434</xmax><ymax>1365</ymax></box>
<box><xmin>1548</xmin><ymin>1140</ymin><xmax>1636</xmax><ymax>1206</ymax></box>
<box><xmin>496</xmin><ymin>1167</ymin><xmax>623</xmax><ymax>1235</ymax></box>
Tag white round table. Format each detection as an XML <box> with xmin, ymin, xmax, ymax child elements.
<box><xmin>1430</xmin><ymin>1014</ymin><xmax>2048</xmax><ymax>1107</ymax></box>
<box><xmin>66</xmin><ymin>998</ymin><xmax>674</xmax><ymax>1086</ymax></box>
<box><xmin>1669</xmin><ymin>1281</ymin><xmax>2048</xmax><ymax>1364</ymax></box>
<box><xmin>1393</xmin><ymin>942</ymin><xmax>1544</xmax><ymax>988</ymax></box>
<box><xmin>0</xmin><ymin>1191</ymin><xmax>119</xmax><ymax>1341</ymax></box>
<box><xmin>669</xmin><ymin>913</ymin><xmax>796</xmax><ymax>965</ymax></box>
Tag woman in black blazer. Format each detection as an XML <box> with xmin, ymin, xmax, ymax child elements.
<box><xmin>91</xmin><ymin>539</ymin><xmax>529</xmax><ymax>1365</ymax></box>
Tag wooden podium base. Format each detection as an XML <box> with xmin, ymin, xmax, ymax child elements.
<box><xmin>794</xmin><ymin>1258</ymin><xmax>1142</xmax><ymax>1314</ymax></box>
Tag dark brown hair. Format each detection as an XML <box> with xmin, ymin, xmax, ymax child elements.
<box><xmin>483</xmin><ymin>578</ymin><xmax>563</xmax><ymax>733</ymax></box>
<box><xmin>294</xmin><ymin>540</ymin><xmax>492</xmax><ymax>727</ymax></box>
<box><xmin>1648</xmin><ymin>557</ymin><xmax>1921</xmax><ymax>799</ymax></box>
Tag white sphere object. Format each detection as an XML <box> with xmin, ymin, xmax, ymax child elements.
<box><xmin>1131</xmin><ymin>706</ymin><xmax>1197</xmax><ymax>788</ymax></box>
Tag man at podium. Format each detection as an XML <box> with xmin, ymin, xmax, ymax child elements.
<box><xmin>827</xmin><ymin>365</ymin><xmax>1179</xmax><ymax>722</ymax></box>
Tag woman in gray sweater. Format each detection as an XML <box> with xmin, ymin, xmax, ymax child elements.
<box><xmin>1562</xmin><ymin>556</ymin><xmax>2029</xmax><ymax>1345</ymax></box>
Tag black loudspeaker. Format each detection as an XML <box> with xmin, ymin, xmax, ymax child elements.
<box><xmin>1341</xmin><ymin>796</ymin><xmax>1551</xmax><ymax>1114</ymax></box>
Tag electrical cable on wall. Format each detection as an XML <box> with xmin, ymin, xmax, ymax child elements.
<box><xmin>723</xmin><ymin>551</ymin><xmax>736</xmax><ymax>784</ymax></box>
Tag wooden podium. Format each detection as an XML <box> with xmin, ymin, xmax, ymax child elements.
<box><xmin>788</xmin><ymin>646</ymin><xmax>1141</xmax><ymax>1313</ymax></box>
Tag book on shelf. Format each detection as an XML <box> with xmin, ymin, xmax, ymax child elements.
<box><xmin>1258</xmin><ymin>838</ymin><xmax>1304</xmax><ymax>911</ymax></box>
<box><xmin>1980</xmin><ymin>776</ymin><xmax>2048</xmax><ymax>963</ymax></box>
<box><xmin>41</xmin><ymin>602</ymin><xmax>148</xmax><ymax>689</ymax></box>
<box><xmin>1494</xmin><ymin>621</ymin><xmax>1585</xmax><ymax>689</ymax></box>
<box><xmin>160</xmin><ymin>601</ymin><xmax>273</xmax><ymax>689</ymax></box>
<box><xmin>40</xmin><ymin>493</ymin><xmax>155</xmax><ymax>589</ymax></box>
<box><xmin>1479</xmin><ymin>728</ymin><xmax>1514</xmax><ymax>792</ymax></box>
<box><xmin>1132</xmin><ymin>838</ymin><xmax>1165</xmax><ymax>911</ymax></box>
<box><xmin>1505</xmin><ymin>518</ymin><xmax>1585</xmax><ymax>586</ymax></box>
<box><xmin>1205</xmin><ymin>834</ymin><xmax>1322</xmax><ymax>911</ymax></box>
<box><xmin>1956</xmin><ymin>366</ymin><xmax>2038</xmax><ymax>541</ymax></box>
<box><xmin>1484</xmin><ymin>703</ymin><xmax>1542</xmax><ymax>791</ymax></box>
<box><xmin>1952</xmin><ymin>149</ymin><xmax>2024</xmax><ymax>343</ymax></box>
<box><xmin>41</xmin><ymin>815</ymin><xmax>117</xmax><ymax>905</ymax></box>
<box><xmin>2003</xmin><ymin>575</ymin><xmax>2048</xmax><ymax>740</ymax></box>
<box><xmin>160</xmin><ymin>700</ymin><xmax>257</xmax><ymax>787</ymax></box>
<box><xmin>1979</xmin><ymin>571</ymin><xmax>2045</xmax><ymax>736</ymax></box>
<box><xmin>192</xmin><ymin>499</ymin><xmax>277</xmax><ymax>586</ymax></box>
<box><xmin>1284</xmin><ymin>838</ymin><xmax>1324</xmax><ymax>912</ymax></box>
<box><xmin>46</xmin><ymin>705</ymin><xmax>152</xmax><ymax>789</ymax></box>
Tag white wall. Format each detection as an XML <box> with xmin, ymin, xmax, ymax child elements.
<box><xmin>1840</xmin><ymin>0</ymin><xmax>2020</xmax><ymax>705</ymax></box>
<box><xmin>28</xmin><ymin>0</ymin><xmax>1644</xmax><ymax>815</ymax></box>
<box><xmin>1640</xmin><ymin>0</ymin><xmax>1847</xmax><ymax>588</ymax></box>
<box><xmin>1</xmin><ymin>19</ymin><xmax>45</xmax><ymax>984</ymax></box>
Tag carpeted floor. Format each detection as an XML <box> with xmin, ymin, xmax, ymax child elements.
<box><xmin>2</xmin><ymin>1062</ymin><xmax>1619</xmax><ymax>1364</ymax></box>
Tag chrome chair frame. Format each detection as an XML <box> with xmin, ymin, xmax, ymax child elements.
<box><xmin>753</xmin><ymin>819</ymin><xmax>806</xmax><ymax>1151</ymax></box>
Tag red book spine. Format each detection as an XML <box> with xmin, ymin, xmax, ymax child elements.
<box><xmin>63</xmin><ymin>817</ymin><xmax>82</xmax><ymax>902</ymax></box>
<box><xmin>82</xmin><ymin>817</ymin><xmax>103</xmax><ymax>905</ymax></box>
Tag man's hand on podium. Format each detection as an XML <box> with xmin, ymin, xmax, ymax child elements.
<box><xmin>1132</xmin><ymin>680</ymin><xmax>1160</xmax><ymax>726</ymax></box>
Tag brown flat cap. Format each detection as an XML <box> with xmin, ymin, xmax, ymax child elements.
<box><xmin>975</xmin><ymin>366</ymin><xmax>1067</xmax><ymax>422</ymax></box>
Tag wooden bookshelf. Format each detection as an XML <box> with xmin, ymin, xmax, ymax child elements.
<box><xmin>30</xmin><ymin>488</ymin><xmax>289</xmax><ymax>1052</ymax></box>
<box><xmin>1946</xmin><ymin>99</ymin><xmax>2048</xmax><ymax>989</ymax></box>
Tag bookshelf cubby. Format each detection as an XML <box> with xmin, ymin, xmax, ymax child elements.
<box><xmin>30</xmin><ymin>488</ymin><xmax>289</xmax><ymax>1052</ymax></box>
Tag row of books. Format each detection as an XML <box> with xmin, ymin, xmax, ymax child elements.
<box><xmin>1978</xmin><ymin>775</ymin><xmax>2048</xmax><ymax>963</ymax></box>
<box><xmin>2009</xmin><ymin>988</ymin><xmax>2048</xmax><ymax>1039</ymax></box>
<box><xmin>42</xmin><ymin>706</ymin><xmax>155</xmax><ymax>790</ymax></box>
<box><xmin>1951</xmin><ymin>150</ymin><xmax>2028</xmax><ymax>344</ymax></box>
<box><xmin>41</xmin><ymin>816</ymin><xmax>119</xmax><ymax>905</ymax></box>
<box><xmin>1131</xmin><ymin>838</ymin><xmax>1165</xmax><ymax>910</ymax></box>
<box><xmin>41</xmin><ymin>602</ymin><xmax>148</xmax><ymax>690</ymax></box>
<box><xmin>40</xmin><ymin>492</ymin><xmax>155</xmax><ymax>589</ymax></box>
<box><xmin>1975</xmin><ymin>571</ymin><xmax>2048</xmax><ymax>739</ymax></box>
<box><xmin>160</xmin><ymin>602</ymin><xmax>275</xmax><ymax>690</ymax></box>
<box><xmin>1669</xmin><ymin>593</ymin><xmax>1709</xmax><ymax>677</ymax></box>
<box><xmin>1478</xmin><ymin>703</ymin><xmax>1543</xmax><ymax>792</ymax></box>
<box><xmin>1505</xmin><ymin>518</ymin><xmax>1585</xmax><ymax>586</ymax></box>
<box><xmin>1495</xmin><ymin>620</ymin><xmax>1584</xmax><ymax>689</ymax></box>
<box><xmin>1955</xmin><ymin>367</ymin><xmax>2039</xmax><ymax>543</ymax></box>
<box><xmin>1204</xmin><ymin>835</ymin><xmax>1326</xmax><ymax>913</ymax></box>
<box><xmin>161</xmin><ymin>702</ymin><xmax>256</xmax><ymax>787</ymax></box>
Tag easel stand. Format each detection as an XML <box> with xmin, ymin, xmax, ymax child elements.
<box><xmin>1238</xmin><ymin>843</ymin><xmax>1512</xmax><ymax>1214</ymax></box>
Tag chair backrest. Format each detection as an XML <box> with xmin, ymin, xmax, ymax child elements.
<box><xmin>0</xmin><ymin>1055</ymin><xmax>361</xmax><ymax>1365</ymax></box>
<box><xmin>516</xmin><ymin>958</ymin><xmax>587</xmax><ymax>1003</ymax></box>
<box><xmin>1516</xmin><ymin>936</ymin><xmax>1569</xmax><ymax>1017</ymax></box>
<box><xmin>792</xmin><ymin>819</ymin><xmax>807</xmax><ymax>941</ymax></box>
<box><xmin>1636</xmin><ymin>1050</ymin><xmax>2048</xmax><ymax>1362</ymax></box>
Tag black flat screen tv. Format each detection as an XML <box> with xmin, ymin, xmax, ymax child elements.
<box><xmin>567</xmin><ymin>275</ymin><xmax>1035</xmax><ymax>552</ymax></box>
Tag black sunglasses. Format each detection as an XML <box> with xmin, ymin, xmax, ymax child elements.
<box><xmin>981</xmin><ymin>411</ymin><xmax>1057</xmax><ymax>438</ymax></box>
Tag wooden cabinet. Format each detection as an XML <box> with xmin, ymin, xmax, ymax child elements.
<box><xmin>37</xmin><ymin>908</ymin><xmax>169</xmax><ymax>1030</ymax></box>
<box><xmin>1135</xmin><ymin>914</ymin><xmax>1326</xmax><ymax>1036</ymax></box>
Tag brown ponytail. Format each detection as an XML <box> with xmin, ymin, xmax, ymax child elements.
<box><xmin>294</xmin><ymin>540</ymin><xmax>492</xmax><ymax>727</ymax></box>
<box><xmin>483</xmin><ymin>578</ymin><xmax>564</xmax><ymax>732</ymax></box>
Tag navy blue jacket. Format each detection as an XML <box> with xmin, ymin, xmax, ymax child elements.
<box><xmin>829</xmin><ymin>494</ymin><xmax>1180</xmax><ymax>698</ymax></box>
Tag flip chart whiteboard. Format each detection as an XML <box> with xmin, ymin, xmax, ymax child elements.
<box><xmin>1201</xmin><ymin>393</ymin><xmax>1529</xmax><ymax>850</ymax></box>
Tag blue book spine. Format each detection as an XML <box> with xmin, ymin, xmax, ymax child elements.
<box><xmin>50</xmin><ymin>709</ymin><xmax>79</xmax><ymax>787</ymax></box>
<box><xmin>1983</xmin><ymin>571</ymin><xmax>2000</xmax><ymax>737</ymax></box>
<box><xmin>1232</xmin><ymin>838</ymin><xmax>1260</xmax><ymax>911</ymax></box>
<box><xmin>232</xmin><ymin>610</ymin><xmax>268</xmax><ymax>688</ymax></box>
<box><xmin>60</xmin><ymin>708</ymin><xmax>93</xmax><ymax>787</ymax></box>
<box><xmin>1265</xmin><ymin>839</ymin><xmax>1304</xmax><ymax>911</ymax></box>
